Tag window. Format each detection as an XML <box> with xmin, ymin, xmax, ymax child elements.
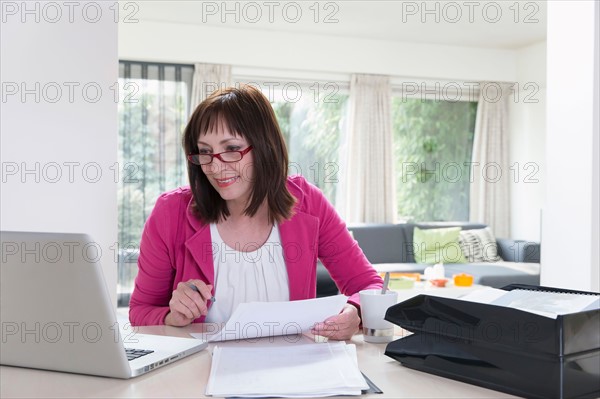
<box><xmin>392</xmin><ymin>98</ymin><xmax>478</xmax><ymax>222</ymax></box>
<box><xmin>264</xmin><ymin>83</ymin><xmax>349</xmax><ymax>204</ymax></box>
<box><xmin>117</xmin><ymin>61</ymin><xmax>194</xmax><ymax>306</ymax></box>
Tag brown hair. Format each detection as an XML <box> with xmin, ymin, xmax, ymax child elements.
<box><xmin>182</xmin><ymin>85</ymin><xmax>296</xmax><ymax>224</ymax></box>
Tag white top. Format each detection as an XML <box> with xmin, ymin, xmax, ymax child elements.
<box><xmin>205</xmin><ymin>223</ymin><xmax>289</xmax><ymax>323</ymax></box>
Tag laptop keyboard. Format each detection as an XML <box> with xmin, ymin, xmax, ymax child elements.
<box><xmin>125</xmin><ymin>348</ymin><xmax>154</xmax><ymax>361</ymax></box>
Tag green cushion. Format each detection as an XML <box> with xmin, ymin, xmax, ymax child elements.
<box><xmin>413</xmin><ymin>227</ymin><xmax>467</xmax><ymax>264</ymax></box>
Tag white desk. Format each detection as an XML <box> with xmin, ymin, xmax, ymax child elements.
<box><xmin>1</xmin><ymin>321</ymin><xmax>516</xmax><ymax>398</ymax></box>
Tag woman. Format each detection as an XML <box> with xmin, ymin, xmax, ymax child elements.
<box><xmin>129</xmin><ymin>85</ymin><xmax>382</xmax><ymax>340</ymax></box>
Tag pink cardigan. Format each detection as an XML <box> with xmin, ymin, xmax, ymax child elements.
<box><xmin>129</xmin><ymin>175</ymin><xmax>383</xmax><ymax>326</ymax></box>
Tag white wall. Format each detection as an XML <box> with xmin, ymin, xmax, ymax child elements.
<box><xmin>509</xmin><ymin>41</ymin><xmax>546</xmax><ymax>241</ymax></box>
<box><xmin>1</xmin><ymin>3</ymin><xmax>119</xmax><ymax>304</ymax></box>
<box><xmin>543</xmin><ymin>1</ymin><xmax>599</xmax><ymax>291</ymax></box>
<box><xmin>119</xmin><ymin>20</ymin><xmax>517</xmax><ymax>83</ymax></box>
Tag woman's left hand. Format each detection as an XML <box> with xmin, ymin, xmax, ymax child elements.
<box><xmin>311</xmin><ymin>303</ymin><xmax>360</xmax><ymax>341</ymax></box>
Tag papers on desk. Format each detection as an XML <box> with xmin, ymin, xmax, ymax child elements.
<box><xmin>461</xmin><ymin>287</ymin><xmax>600</xmax><ymax>318</ymax></box>
<box><xmin>191</xmin><ymin>295</ymin><xmax>348</xmax><ymax>342</ymax></box>
<box><xmin>205</xmin><ymin>342</ymin><xmax>368</xmax><ymax>397</ymax></box>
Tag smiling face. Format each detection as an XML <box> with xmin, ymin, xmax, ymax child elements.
<box><xmin>197</xmin><ymin>125</ymin><xmax>254</xmax><ymax>208</ymax></box>
<box><xmin>183</xmin><ymin>85</ymin><xmax>295</xmax><ymax>224</ymax></box>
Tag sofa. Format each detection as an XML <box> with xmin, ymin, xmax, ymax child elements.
<box><xmin>316</xmin><ymin>222</ymin><xmax>541</xmax><ymax>297</ymax></box>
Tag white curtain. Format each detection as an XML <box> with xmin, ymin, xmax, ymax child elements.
<box><xmin>469</xmin><ymin>82</ymin><xmax>512</xmax><ymax>238</ymax></box>
<box><xmin>338</xmin><ymin>74</ymin><xmax>395</xmax><ymax>223</ymax></box>
<box><xmin>190</xmin><ymin>63</ymin><xmax>232</xmax><ymax>109</ymax></box>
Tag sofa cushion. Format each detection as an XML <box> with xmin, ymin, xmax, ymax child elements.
<box><xmin>458</xmin><ymin>227</ymin><xmax>502</xmax><ymax>262</ymax></box>
<box><xmin>413</xmin><ymin>227</ymin><xmax>467</xmax><ymax>264</ymax></box>
<box><xmin>348</xmin><ymin>224</ymin><xmax>407</xmax><ymax>264</ymax></box>
<box><xmin>497</xmin><ymin>239</ymin><xmax>541</xmax><ymax>263</ymax></box>
<box><xmin>403</xmin><ymin>222</ymin><xmax>488</xmax><ymax>263</ymax></box>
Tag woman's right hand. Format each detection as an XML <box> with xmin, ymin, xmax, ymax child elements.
<box><xmin>164</xmin><ymin>280</ymin><xmax>213</xmax><ymax>327</ymax></box>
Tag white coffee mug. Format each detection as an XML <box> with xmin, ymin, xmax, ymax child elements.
<box><xmin>359</xmin><ymin>289</ymin><xmax>398</xmax><ymax>343</ymax></box>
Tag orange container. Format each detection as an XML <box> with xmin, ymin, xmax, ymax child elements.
<box><xmin>453</xmin><ymin>273</ymin><xmax>474</xmax><ymax>286</ymax></box>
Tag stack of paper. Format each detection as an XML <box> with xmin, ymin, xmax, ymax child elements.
<box><xmin>205</xmin><ymin>342</ymin><xmax>368</xmax><ymax>397</ymax></box>
<box><xmin>461</xmin><ymin>287</ymin><xmax>600</xmax><ymax>318</ymax></box>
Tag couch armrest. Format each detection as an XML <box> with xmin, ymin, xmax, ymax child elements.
<box><xmin>496</xmin><ymin>239</ymin><xmax>541</xmax><ymax>263</ymax></box>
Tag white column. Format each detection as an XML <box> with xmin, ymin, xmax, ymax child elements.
<box><xmin>543</xmin><ymin>1</ymin><xmax>599</xmax><ymax>291</ymax></box>
<box><xmin>1</xmin><ymin>2</ymin><xmax>119</xmax><ymax>304</ymax></box>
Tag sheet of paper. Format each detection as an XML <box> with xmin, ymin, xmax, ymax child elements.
<box><xmin>205</xmin><ymin>342</ymin><xmax>368</xmax><ymax>397</ymax></box>
<box><xmin>491</xmin><ymin>289</ymin><xmax>599</xmax><ymax>319</ymax></box>
<box><xmin>459</xmin><ymin>287</ymin><xmax>509</xmax><ymax>304</ymax></box>
<box><xmin>190</xmin><ymin>295</ymin><xmax>348</xmax><ymax>342</ymax></box>
<box><xmin>460</xmin><ymin>287</ymin><xmax>599</xmax><ymax>319</ymax></box>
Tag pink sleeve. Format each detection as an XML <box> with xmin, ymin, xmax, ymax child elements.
<box><xmin>302</xmin><ymin>179</ymin><xmax>383</xmax><ymax>309</ymax></box>
<box><xmin>129</xmin><ymin>194</ymin><xmax>176</xmax><ymax>326</ymax></box>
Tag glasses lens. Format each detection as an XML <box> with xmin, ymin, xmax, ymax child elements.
<box><xmin>188</xmin><ymin>155</ymin><xmax>212</xmax><ymax>165</ymax></box>
<box><xmin>220</xmin><ymin>151</ymin><xmax>243</xmax><ymax>162</ymax></box>
<box><xmin>200</xmin><ymin>155</ymin><xmax>215</xmax><ymax>165</ymax></box>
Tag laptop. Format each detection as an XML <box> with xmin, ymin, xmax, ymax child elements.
<box><xmin>0</xmin><ymin>231</ymin><xmax>207</xmax><ymax>378</ymax></box>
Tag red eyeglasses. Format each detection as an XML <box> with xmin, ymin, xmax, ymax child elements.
<box><xmin>187</xmin><ymin>146</ymin><xmax>253</xmax><ymax>165</ymax></box>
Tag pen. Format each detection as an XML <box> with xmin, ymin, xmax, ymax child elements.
<box><xmin>188</xmin><ymin>283</ymin><xmax>216</xmax><ymax>303</ymax></box>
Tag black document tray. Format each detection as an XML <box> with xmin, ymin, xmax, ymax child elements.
<box><xmin>384</xmin><ymin>284</ymin><xmax>600</xmax><ymax>399</ymax></box>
